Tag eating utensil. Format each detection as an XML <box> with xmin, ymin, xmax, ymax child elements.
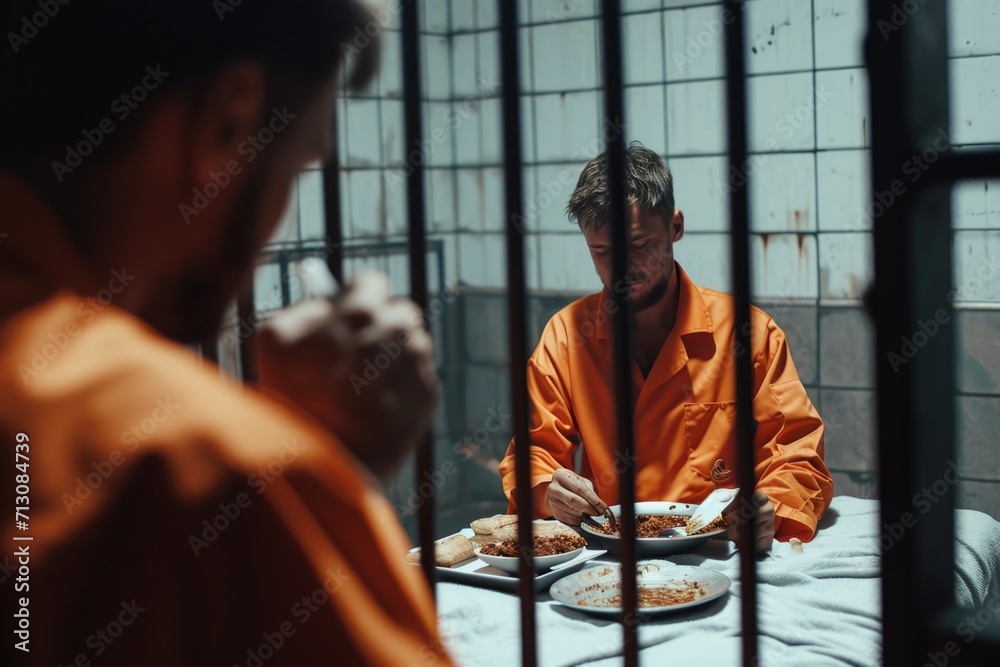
<box><xmin>580</xmin><ymin>508</ymin><xmax>618</xmax><ymax>533</ymax></box>
<box><xmin>603</xmin><ymin>508</ymin><xmax>618</xmax><ymax>533</ymax></box>
<box><xmin>660</xmin><ymin>487</ymin><xmax>738</xmax><ymax>537</ymax></box>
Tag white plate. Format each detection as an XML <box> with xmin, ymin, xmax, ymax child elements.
<box><xmin>408</xmin><ymin>529</ymin><xmax>607</xmax><ymax>592</ymax></box>
<box><xmin>579</xmin><ymin>501</ymin><xmax>727</xmax><ymax>557</ymax></box>
<box><xmin>474</xmin><ymin>544</ymin><xmax>586</xmax><ymax>574</ymax></box>
<box><xmin>549</xmin><ymin>561</ymin><xmax>731</xmax><ymax>616</ymax></box>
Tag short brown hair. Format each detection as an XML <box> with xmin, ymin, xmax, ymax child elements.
<box><xmin>566</xmin><ymin>142</ymin><xmax>675</xmax><ymax>230</ymax></box>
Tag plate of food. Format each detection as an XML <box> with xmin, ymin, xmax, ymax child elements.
<box><xmin>406</xmin><ymin>516</ymin><xmax>606</xmax><ymax>592</ymax></box>
<box><xmin>474</xmin><ymin>533</ymin><xmax>587</xmax><ymax>573</ymax></box>
<box><xmin>549</xmin><ymin>561</ymin><xmax>731</xmax><ymax>616</ymax></box>
<box><xmin>579</xmin><ymin>501</ymin><xmax>728</xmax><ymax>557</ymax></box>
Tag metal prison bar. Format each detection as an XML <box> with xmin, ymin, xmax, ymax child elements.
<box><xmin>721</xmin><ymin>1</ymin><xmax>762</xmax><ymax>665</ymax></box>
<box><xmin>400</xmin><ymin>0</ymin><xmax>438</xmax><ymax>597</ymax></box>
<box><xmin>598</xmin><ymin>4</ymin><xmax>642</xmax><ymax>666</ymax></box>
<box><xmin>867</xmin><ymin>0</ymin><xmax>1000</xmax><ymax>665</ymax></box>
<box><xmin>498</xmin><ymin>1</ymin><xmax>539</xmax><ymax>666</ymax></box>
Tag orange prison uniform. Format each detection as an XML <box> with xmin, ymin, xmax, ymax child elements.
<box><xmin>0</xmin><ymin>173</ymin><xmax>452</xmax><ymax>667</ymax></box>
<box><xmin>500</xmin><ymin>264</ymin><xmax>833</xmax><ymax>541</ymax></box>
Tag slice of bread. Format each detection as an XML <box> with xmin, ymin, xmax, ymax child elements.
<box><xmin>469</xmin><ymin>514</ymin><xmax>519</xmax><ymax>535</ymax></box>
<box><xmin>533</xmin><ymin>521</ymin><xmax>581</xmax><ymax>539</ymax></box>
<box><xmin>468</xmin><ymin>519</ymin><xmax>583</xmax><ymax>546</ymax></box>
<box><xmin>406</xmin><ymin>534</ymin><xmax>475</xmax><ymax>567</ymax></box>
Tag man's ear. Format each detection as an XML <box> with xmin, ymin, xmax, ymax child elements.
<box><xmin>671</xmin><ymin>209</ymin><xmax>685</xmax><ymax>242</ymax></box>
<box><xmin>189</xmin><ymin>61</ymin><xmax>266</xmax><ymax>186</ymax></box>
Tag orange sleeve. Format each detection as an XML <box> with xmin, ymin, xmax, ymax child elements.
<box><xmin>499</xmin><ymin>323</ymin><xmax>579</xmax><ymax>517</ymax></box>
<box><xmin>0</xmin><ymin>299</ymin><xmax>451</xmax><ymax>667</ymax></box>
<box><xmin>751</xmin><ymin>319</ymin><xmax>835</xmax><ymax>542</ymax></box>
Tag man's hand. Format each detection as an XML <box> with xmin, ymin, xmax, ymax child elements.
<box><xmin>545</xmin><ymin>469</ymin><xmax>608</xmax><ymax>525</ymax></box>
<box><xmin>724</xmin><ymin>490</ymin><xmax>775</xmax><ymax>554</ymax></box>
<box><xmin>255</xmin><ymin>272</ymin><xmax>438</xmax><ymax>480</ymax></box>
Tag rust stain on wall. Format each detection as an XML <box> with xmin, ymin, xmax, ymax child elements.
<box><xmin>791</xmin><ymin>209</ymin><xmax>808</xmax><ymax>230</ymax></box>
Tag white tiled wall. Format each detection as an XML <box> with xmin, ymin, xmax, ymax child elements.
<box><xmin>264</xmin><ymin>0</ymin><xmax>1000</xmax><ymax>305</ymax></box>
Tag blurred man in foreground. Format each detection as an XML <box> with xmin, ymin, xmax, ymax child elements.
<box><xmin>500</xmin><ymin>145</ymin><xmax>833</xmax><ymax>551</ymax></box>
<box><xmin>0</xmin><ymin>1</ymin><xmax>451</xmax><ymax>665</ymax></box>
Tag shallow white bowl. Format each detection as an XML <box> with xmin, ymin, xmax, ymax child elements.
<box><xmin>578</xmin><ymin>501</ymin><xmax>727</xmax><ymax>557</ymax></box>
<box><xmin>473</xmin><ymin>544</ymin><xmax>585</xmax><ymax>574</ymax></box>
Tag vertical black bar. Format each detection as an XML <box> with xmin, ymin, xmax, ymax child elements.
<box><xmin>236</xmin><ymin>281</ymin><xmax>256</xmax><ymax>384</ymax></box>
<box><xmin>401</xmin><ymin>0</ymin><xmax>436</xmax><ymax>595</ymax></box>
<box><xmin>278</xmin><ymin>251</ymin><xmax>292</xmax><ymax>308</ymax></box>
<box><xmin>866</xmin><ymin>0</ymin><xmax>914</xmax><ymax>661</ymax></box>
<box><xmin>598</xmin><ymin>2</ymin><xmax>638</xmax><ymax>665</ymax></box>
<box><xmin>322</xmin><ymin>101</ymin><xmax>345</xmax><ymax>284</ymax></box>
<box><xmin>866</xmin><ymin>1</ymin><xmax>953</xmax><ymax>664</ymax></box>
<box><xmin>721</xmin><ymin>2</ymin><xmax>758</xmax><ymax>666</ymax></box>
<box><xmin>498</xmin><ymin>3</ymin><xmax>537</xmax><ymax>667</ymax></box>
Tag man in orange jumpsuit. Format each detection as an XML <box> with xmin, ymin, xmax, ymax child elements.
<box><xmin>500</xmin><ymin>146</ymin><xmax>833</xmax><ymax>551</ymax></box>
<box><xmin>0</xmin><ymin>1</ymin><xmax>451</xmax><ymax>665</ymax></box>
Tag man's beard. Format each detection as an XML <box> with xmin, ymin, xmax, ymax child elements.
<box><xmin>630</xmin><ymin>275</ymin><xmax>670</xmax><ymax>313</ymax></box>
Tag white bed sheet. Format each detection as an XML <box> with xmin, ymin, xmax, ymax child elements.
<box><xmin>436</xmin><ymin>496</ymin><xmax>1000</xmax><ymax>666</ymax></box>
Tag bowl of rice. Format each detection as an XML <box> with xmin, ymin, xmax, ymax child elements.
<box><xmin>474</xmin><ymin>534</ymin><xmax>587</xmax><ymax>573</ymax></box>
<box><xmin>579</xmin><ymin>501</ymin><xmax>728</xmax><ymax>557</ymax></box>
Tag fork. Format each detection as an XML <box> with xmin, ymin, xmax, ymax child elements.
<box><xmin>581</xmin><ymin>509</ymin><xmax>619</xmax><ymax>533</ymax></box>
